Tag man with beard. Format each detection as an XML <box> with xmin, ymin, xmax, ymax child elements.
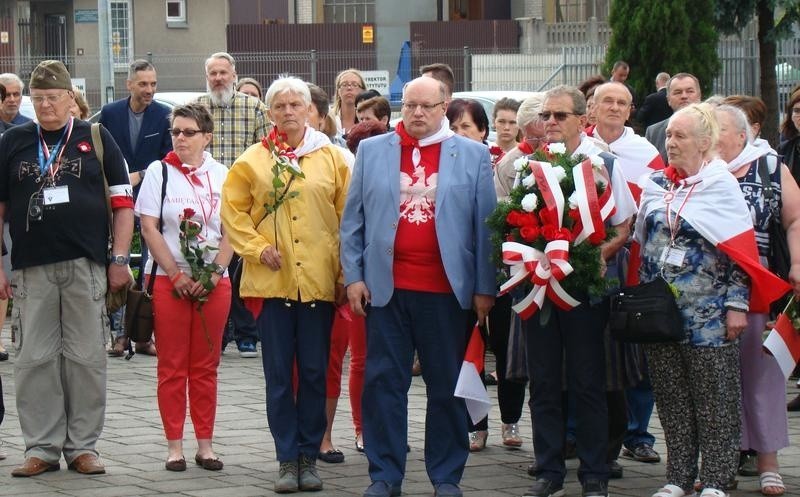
<box><xmin>196</xmin><ymin>52</ymin><xmax>269</xmax><ymax>167</ymax></box>
<box><xmin>196</xmin><ymin>52</ymin><xmax>269</xmax><ymax>358</ymax></box>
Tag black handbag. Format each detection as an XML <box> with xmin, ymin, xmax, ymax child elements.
<box><xmin>609</xmin><ymin>275</ymin><xmax>685</xmax><ymax>344</ymax></box>
<box><xmin>124</xmin><ymin>162</ymin><xmax>167</xmax><ymax>347</ymax></box>
<box><xmin>757</xmin><ymin>156</ymin><xmax>791</xmax><ymax>280</ymax></box>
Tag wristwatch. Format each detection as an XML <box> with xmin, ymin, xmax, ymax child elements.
<box><xmin>109</xmin><ymin>254</ymin><xmax>130</xmax><ymax>265</ymax></box>
<box><xmin>213</xmin><ymin>264</ymin><xmax>227</xmax><ymax>275</ymax></box>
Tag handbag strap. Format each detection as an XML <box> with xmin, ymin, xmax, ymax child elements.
<box><xmin>145</xmin><ymin>162</ymin><xmax>168</xmax><ymax>296</ymax></box>
<box><xmin>90</xmin><ymin>124</ymin><xmax>115</xmax><ymax>247</ymax></box>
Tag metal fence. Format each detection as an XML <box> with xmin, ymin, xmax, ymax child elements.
<box><xmin>1</xmin><ymin>38</ymin><xmax>798</xmax><ymax>117</ymax></box>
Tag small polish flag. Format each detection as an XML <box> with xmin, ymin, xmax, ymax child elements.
<box><xmin>455</xmin><ymin>323</ymin><xmax>492</xmax><ymax>425</ymax></box>
<box><xmin>764</xmin><ymin>307</ymin><xmax>800</xmax><ymax>380</ymax></box>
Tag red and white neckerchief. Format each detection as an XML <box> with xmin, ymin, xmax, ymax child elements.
<box><xmin>395</xmin><ymin>118</ymin><xmax>454</xmax><ymax>167</ymax></box>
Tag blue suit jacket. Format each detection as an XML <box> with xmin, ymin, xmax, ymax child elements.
<box><xmin>340</xmin><ymin>132</ymin><xmax>497</xmax><ymax>309</ymax></box>
<box><xmin>99</xmin><ymin>97</ymin><xmax>172</xmax><ymax>173</ymax></box>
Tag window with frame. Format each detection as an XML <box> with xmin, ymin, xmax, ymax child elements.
<box><xmin>323</xmin><ymin>0</ymin><xmax>374</xmax><ymax>23</ymax></box>
<box><xmin>166</xmin><ymin>0</ymin><xmax>187</xmax><ymax>24</ymax></box>
<box><xmin>110</xmin><ymin>0</ymin><xmax>132</xmax><ymax>70</ymax></box>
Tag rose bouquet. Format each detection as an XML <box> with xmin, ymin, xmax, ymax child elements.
<box><xmin>486</xmin><ymin>142</ymin><xmax>618</xmax><ymax>319</ymax></box>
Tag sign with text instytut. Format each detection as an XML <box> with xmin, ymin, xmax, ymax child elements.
<box><xmin>362</xmin><ymin>70</ymin><xmax>390</xmax><ymax>96</ymax></box>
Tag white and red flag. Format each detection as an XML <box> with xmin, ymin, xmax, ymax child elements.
<box><xmin>635</xmin><ymin>160</ymin><xmax>791</xmax><ymax>313</ymax></box>
<box><xmin>455</xmin><ymin>323</ymin><xmax>492</xmax><ymax>424</ymax></box>
<box><xmin>588</xmin><ymin>126</ymin><xmax>664</xmax><ymax>203</ymax></box>
<box><xmin>764</xmin><ymin>309</ymin><xmax>800</xmax><ymax>380</ymax></box>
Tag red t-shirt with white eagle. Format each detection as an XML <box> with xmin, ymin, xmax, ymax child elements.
<box><xmin>392</xmin><ymin>142</ymin><xmax>452</xmax><ymax>293</ymax></box>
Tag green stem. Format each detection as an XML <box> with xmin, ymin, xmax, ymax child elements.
<box><xmin>197</xmin><ymin>302</ymin><xmax>213</xmax><ymax>353</ymax></box>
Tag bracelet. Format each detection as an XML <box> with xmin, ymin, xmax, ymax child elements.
<box><xmin>169</xmin><ymin>270</ymin><xmax>184</xmax><ymax>284</ymax></box>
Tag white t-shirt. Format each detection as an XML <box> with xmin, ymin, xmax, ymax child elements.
<box><xmin>134</xmin><ymin>151</ymin><xmax>228</xmax><ymax>277</ymax></box>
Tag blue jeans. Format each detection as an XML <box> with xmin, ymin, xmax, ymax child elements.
<box><xmin>624</xmin><ymin>375</ymin><xmax>656</xmax><ymax>449</ymax></box>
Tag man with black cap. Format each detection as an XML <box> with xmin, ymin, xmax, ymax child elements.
<box><xmin>0</xmin><ymin>60</ymin><xmax>134</xmax><ymax>477</ymax></box>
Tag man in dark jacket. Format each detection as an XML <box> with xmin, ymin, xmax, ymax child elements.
<box><xmin>99</xmin><ymin>59</ymin><xmax>172</xmax><ymax>356</ymax></box>
<box><xmin>636</xmin><ymin>72</ymin><xmax>672</xmax><ymax>129</ymax></box>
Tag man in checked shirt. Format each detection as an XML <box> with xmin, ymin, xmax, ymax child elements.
<box><xmin>196</xmin><ymin>52</ymin><xmax>270</xmax><ymax>357</ymax></box>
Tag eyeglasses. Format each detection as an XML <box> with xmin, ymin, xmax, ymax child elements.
<box><xmin>338</xmin><ymin>82</ymin><xmax>364</xmax><ymax>89</ymax></box>
<box><xmin>539</xmin><ymin>111</ymin><xmax>580</xmax><ymax>122</ymax></box>
<box><xmin>402</xmin><ymin>101</ymin><xmax>445</xmax><ymax>113</ymax></box>
<box><xmin>30</xmin><ymin>92</ymin><xmax>69</xmax><ymax>105</ymax></box>
<box><xmin>525</xmin><ymin>136</ymin><xmax>543</xmax><ymax>148</ymax></box>
<box><xmin>169</xmin><ymin>128</ymin><xmax>203</xmax><ymax>137</ymax></box>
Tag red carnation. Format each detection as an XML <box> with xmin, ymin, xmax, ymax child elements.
<box><xmin>183</xmin><ymin>207</ymin><xmax>196</xmax><ymax>219</ymax></box>
<box><xmin>520</xmin><ymin>226</ymin><xmax>540</xmax><ymax>242</ymax></box>
<box><xmin>77</xmin><ymin>141</ymin><xmax>92</xmax><ymax>153</ymax></box>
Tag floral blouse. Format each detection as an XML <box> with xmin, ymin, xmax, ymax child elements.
<box><xmin>639</xmin><ymin>174</ymin><xmax>750</xmax><ymax>347</ymax></box>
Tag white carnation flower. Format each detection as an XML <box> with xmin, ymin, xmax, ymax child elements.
<box><xmin>547</xmin><ymin>142</ymin><xmax>567</xmax><ymax>155</ymax></box>
<box><xmin>521</xmin><ymin>174</ymin><xmax>536</xmax><ymax>188</ymax></box>
<box><xmin>552</xmin><ymin>166</ymin><xmax>567</xmax><ymax>182</ymax></box>
<box><xmin>590</xmin><ymin>155</ymin><xmax>604</xmax><ymax>169</ymax></box>
<box><xmin>513</xmin><ymin>156</ymin><xmax>528</xmax><ymax>172</ymax></box>
<box><xmin>520</xmin><ymin>193</ymin><xmax>538</xmax><ymax>212</ymax></box>
<box><xmin>568</xmin><ymin>191</ymin><xmax>580</xmax><ymax>209</ymax></box>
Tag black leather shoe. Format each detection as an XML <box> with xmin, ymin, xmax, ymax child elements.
<box><xmin>788</xmin><ymin>394</ymin><xmax>800</xmax><ymax>412</ymax></box>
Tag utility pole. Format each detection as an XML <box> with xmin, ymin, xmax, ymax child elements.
<box><xmin>98</xmin><ymin>0</ymin><xmax>114</xmax><ymax>105</ymax></box>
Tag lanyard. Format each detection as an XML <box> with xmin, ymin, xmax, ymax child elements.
<box><xmin>36</xmin><ymin>117</ymin><xmax>74</xmax><ymax>179</ymax></box>
<box><xmin>665</xmin><ymin>182</ymin><xmax>697</xmax><ymax>246</ymax></box>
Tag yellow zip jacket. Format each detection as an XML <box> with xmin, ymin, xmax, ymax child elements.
<box><xmin>221</xmin><ymin>138</ymin><xmax>350</xmax><ymax>302</ymax></box>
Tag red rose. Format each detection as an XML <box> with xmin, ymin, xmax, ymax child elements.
<box><xmin>520</xmin><ymin>212</ymin><xmax>539</xmax><ymax>227</ymax></box>
<box><xmin>520</xmin><ymin>226</ymin><xmax>540</xmax><ymax>242</ymax></box>
<box><xmin>505</xmin><ymin>211</ymin><xmax>521</xmax><ymax>227</ymax></box>
<box><xmin>554</xmin><ymin>227</ymin><xmax>572</xmax><ymax>242</ymax></box>
<box><xmin>541</xmin><ymin>225</ymin><xmax>557</xmax><ymax>241</ymax></box>
<box><xmin>183</xmin><ymin>207</ymin><xmax>196</xmax><ymax>219</ymax></box>
<box><xmin>77</xmin><ymin>141</ymin><xmax>92</xmax><ymax>153</ymax></box>
<box><xmin>539</xmin><ymin>208</ymin><xmax>557</xmax><ymax>226</ymax></box>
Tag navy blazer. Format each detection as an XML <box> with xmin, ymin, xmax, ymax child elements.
<box><xmin>99</xmin><ymin>97</ymin><xmax>172</xmax><ymax>173</ymax></box>
<box><xmin>340</xmin><ymin>132</ymin><xmax>497</xmax><ymax>309</ymax></box>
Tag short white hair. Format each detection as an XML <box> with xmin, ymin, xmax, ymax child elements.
<box><xmin>0</xmin><ymin>73</ymin><xmax>24</xmax><ymax>90</ymax></box>
<box><xmin>516</xmin><ymin>93</ymin><xmax>546</xmax><ymax>128</ymax></box>
<box><xmin>265</xmin><ymin>75</ymin><xmax>311</xmax><ymax>107</ymax></box>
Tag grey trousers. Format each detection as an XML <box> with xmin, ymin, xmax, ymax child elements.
<box><xmin>12</xmin><ymin>257</ymin><xmax>108</xmax><ymax>464</ymax></box>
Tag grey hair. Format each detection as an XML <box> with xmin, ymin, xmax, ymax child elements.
<box><xmin>0</xmin><ymin>73</ymin><xmax>24</xmax><ymax>90</ymax></box>
<box><xmin>544</xmin><ymin>85</ymin><xmax>587</xmax><ymax>116</ymax></box>
<box><xmin>671</xmin><ymin>103</ymin><xmax>720</xmax><ymax>154</ymax></box>
<box><xmin>715</xmin><ymin>104</ymin><xmax>754</xmax><ymax>143</ymax></box>
<box><xmin>656</xmin><ymin>72</ymin><xmax>670</xmax><ymax>86</ymax></box>
<box><xmin>128</xmin><ymin>59</ymin><xmax>155</xmax><ymax>80</ymax></box>
<box><xmin>204</xmin><ymin>52</ymin><xmax>236</xmax><ymax>73</ymax></box>
<box><xmin>516</xmin><ymin>92</ymin><xmax>546</xmax><ymax>128</ymax></box>
<box><xmin>265</xmin><ymin>75</ymin><xmax>311</xmax><ymax>107</ymax></box>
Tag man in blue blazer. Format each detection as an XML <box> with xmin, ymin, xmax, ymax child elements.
<box><xmin>99</xmin><ymin>59</ymin><xmax>172</xmax><ymax>191</ymax></box>
<box><xmin>99</xmin><ymin>59</ymin><xmax>171</xmax><ymax>356</ymax></box>
<box><xmin>340</xmin><ymin>76</ymin><xmax>497</xmax><ymax>497</ymax></box>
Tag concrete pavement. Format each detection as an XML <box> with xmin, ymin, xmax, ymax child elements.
<box><xmin>0</xmin><ymin>327</ymin><xmax>799</xmax><ymax>496</ymax></box>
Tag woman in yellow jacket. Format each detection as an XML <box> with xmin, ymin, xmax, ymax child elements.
<box><xmin>221</xmin><ymin>76</ymin><xmax>350</xmax><ymax>494</ymax></box>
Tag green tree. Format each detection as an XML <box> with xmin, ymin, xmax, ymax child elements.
<box><xmin>604</xmin><ymin>0</ymin><xmax>720</xmax><ymax>106</ymax></box>
<box><xmin>714</xmin><ymin>0</ymin><xmax>800</xmax><ymax>145</ymax></box>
